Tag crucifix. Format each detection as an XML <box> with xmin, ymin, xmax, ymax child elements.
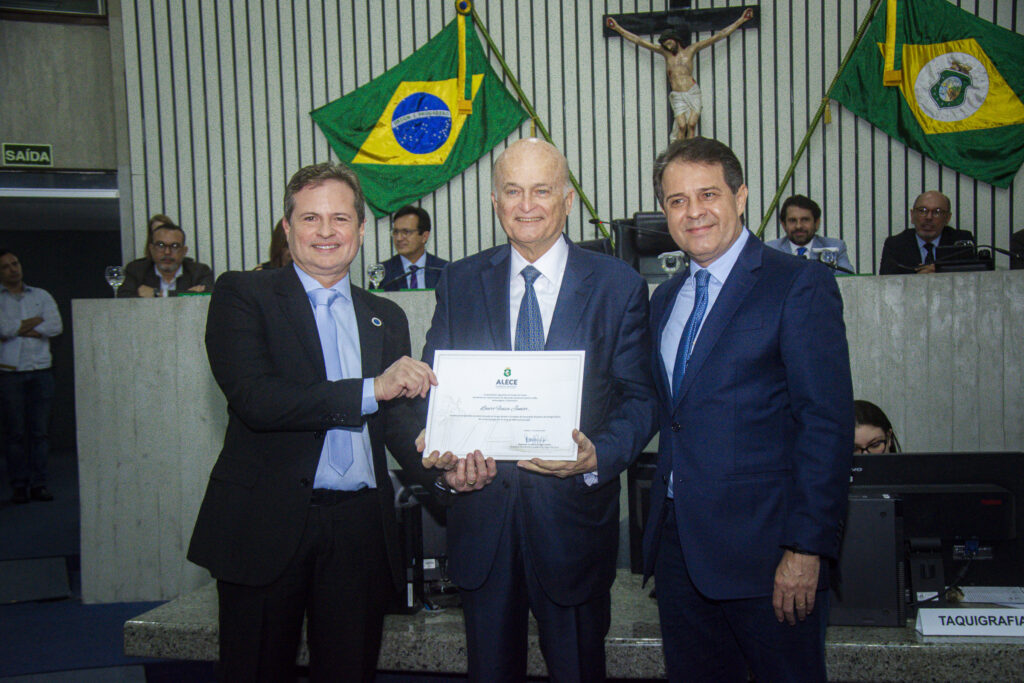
<box><xmin>605</xmin><ymin>4</ymin><xmax>758</xmax><ymax>140</ymax></box>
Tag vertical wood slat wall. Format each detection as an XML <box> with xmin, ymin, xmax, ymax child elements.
<box><xmin>117</xmin><ymin>0</ymin><xmax>1024</xmax><ymax>284</ymax></box>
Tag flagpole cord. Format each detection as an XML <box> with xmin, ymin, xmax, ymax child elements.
<box><xmin>755</xmin><ymin>0</ymin><xmax>886</xmax><ymax>238</ymax></box>
<box><xmin>468</xmin><ymin>3</ymin><xmax>609</xmax><ymax>242</ymax></box>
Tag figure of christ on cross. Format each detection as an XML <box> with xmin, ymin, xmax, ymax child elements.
<box><xmin>607</xmin><ymin>8</ymin><xmax>754</xmax><ymax>140</ymax></box>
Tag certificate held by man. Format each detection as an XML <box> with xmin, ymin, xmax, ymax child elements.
<box><xmin>425</xmin><ymin>350</ymin><xmax>585</xmax><ymax>460</ymax></box>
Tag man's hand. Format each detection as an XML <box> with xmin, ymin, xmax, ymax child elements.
<box><xmin>421</xmin><ymin>441</ymin><xmax>497</xmax><ymax>493</ymax></box>
<box><xmin>17</xmin><ymin>316</ymin><xmax>42</xmax><ymax>336</ymax></box>
<box><xmin>915</xmin><ymin>263</ymin><xmax>936</xmax><ymax>274</ymax></box>
<box><xmin>187</xmin><ymin>284</ymin><xmax>207</xmax><ymax>293</ymax></box>
<box><xmin>374</xmin><ymin>356</ymin><xmax>437</xmax><ymax>401</ymax></box>
<box><xmin>517</xmin><ymin>429</ymin><xmax>597</xmax><ymax>479</ymax></box>
<box><xmin>137</xmin><ymin>284</ymin><xmax>156</xmax><ymax>298</ymax></box>
<box><xmin>772</xmin><ymin>550</ymin><xmax>821</xmax><ymax>625</ymax></box>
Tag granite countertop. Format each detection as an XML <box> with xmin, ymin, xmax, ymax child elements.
<box><xmin>124</xmin><ymin>570</ymin><xmax>1024</xmax><ymax>681</ymax></box>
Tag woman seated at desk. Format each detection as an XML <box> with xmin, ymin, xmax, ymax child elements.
<box><xmin>854</xmin><ymin>400</ymin><xmax>901</xmax><ymax>454</ymax></box>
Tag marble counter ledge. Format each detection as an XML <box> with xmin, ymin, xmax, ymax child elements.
<box><xmin>125</xmin><ymin>571</ymin><xmax>1024</xmax><ymax>681</ymax></box>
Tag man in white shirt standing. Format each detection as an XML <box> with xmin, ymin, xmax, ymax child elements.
<box><xmin>0</xmin><ymin>249</ymin><xmax>63</xmax><ymax>504</ymax></box>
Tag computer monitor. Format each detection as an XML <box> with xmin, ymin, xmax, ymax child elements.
<box><xmin>848</xmin><ymin>453</ymin><xmax>1023</xmax><ymax>603</ymax></box>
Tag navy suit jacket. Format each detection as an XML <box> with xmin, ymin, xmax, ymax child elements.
<box><xmin>642</xmin><ymin>234</ymin><xmax>853</xmax><ymax>600</ymax></box>
<box><xmin>878</xmin><ymin>226</ymin><xmax>975</xmax><ymax>274</ymax></box>
<box><xmin>188</xmin><ymin>266</ymin><xmax>428</xmax><ymax>590</ymax></box>
<box><xmin>381</xmin><ymin>252</ymin><xmax>448</xmax><ymax>291</ymax></box>
<box><xmin>422</xmin><ymin>238</ymin><xmax>658</xmax><ymax>605</ymax></box>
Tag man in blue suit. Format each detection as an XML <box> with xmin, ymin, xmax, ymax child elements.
<box><xmin>643</xmin><ymin>138</ymin><xmax>853</xmax><ymax>682</ymax></box>
<box><xmin>420</xmin><ymin>138</ymin><xmax>657</xmax><ymax>682</ymax></box>
<box><xmin>764</xmin><ymin>194</ymin><xmax>854</xmax><ymax>274</ymax></box>
<box><xmin>381</xmin><ymin>205</ymin><xmax>448</xmax><ymax>290</ymax></box>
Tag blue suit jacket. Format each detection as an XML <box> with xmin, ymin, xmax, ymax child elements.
<box><xmin>764</xmin><ymin>234</ymin><xmax>855</xmax><ymax>273</ymax></box>
<box><xmin>423</xmin><ymin>238</ymin><xmax>658</xmax><ymax>605</ymax></box>
<box><xmin>381</xmin><ymin>252</ymin><xmax>448</xmax><ymax>291</ymax></box>
<box><xmin>642</xmin><ymin>234</ymin><xmax>853</xmax><ymax>600</ymax></box>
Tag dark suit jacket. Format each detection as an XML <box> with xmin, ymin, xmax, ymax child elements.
<box><xmin>642</xmin><ymin>235</ymin><xmax>853</xmax><ymax>600</ymax></box>
<box><xmin>187</xmin><ymin>266</ymin><xmax>427</xmax><ymax>591</ymax></box>
<box><xmin>422</xmin><ymin>239</ymin><xmax>658</xmax><ymax>606</ymax></box>
<box><xmin>1011</xmin><ymin>229</ymin><xmax>1024</xmax><ymax>270</ymax></box>
<box><xmin>382</xmin><ymin>252</ymin><xmax>448</xmax><ymax>291</ymax></box>
<box><xmin>119</xmin><ymin>257</ymin><xmax>215</xmax><ymax>296</ymax></box>
<box><xmin>878</xmin><ymin>226</ymin><xmax>975</xmax><ymax>274</ymax></box>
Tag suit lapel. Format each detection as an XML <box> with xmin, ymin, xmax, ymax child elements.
<box><xmin>274</xmin><ymin>267</ymin><xmax>327</xmax><ymax>378</ymax></box>
<box><xmin>351</xmin><ymin>287</ymin><xmax>383</xmax><ymax>376</ymax></box>
<box><xmin>545</xmin><ymin>242</ymin><xmax>593</xmax><ymax>350</ymax></box>
<box><xmin>480</xmin><ymin>247</ymin><xmax>513</xmax><ymax>350</ymax></box>
<box><xmin>673</xmin><ymin>236</ymin><xmax>762</xmax><ymax>408</ymax></box>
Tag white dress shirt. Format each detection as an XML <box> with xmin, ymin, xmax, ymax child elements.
<box><xmin>0</xmin><ymin>285</ymin><xmax>63</xmax><ymax>372</ymax></box>
<box><xmin>507</xmin><ymin>237</ymin><xmax>568</xmax><ymax>347</ymax></box>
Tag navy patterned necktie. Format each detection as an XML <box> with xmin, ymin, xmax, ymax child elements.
<box><xmin>923</xmin><ymin>242</ymin><xmax>935</xmax><ymax>265</ymax></box>
<box><xmin>672</xmin><ymin>269</ymin><xmax>711</xmax><ymax>397</ymax></box>
<box><xmin>407</xmin><ymin>264</ymin><xmax>419</xmax><ymax>289</ymax></box>
<box><xmin>797</xmin><ymin>246</ymin><xmax>808</xmax><ymax>257</ymax></box>
<box><xmin>514</xmin><ymin>266</ymin><xmax>545</xmax><ymax>351</ymax></box>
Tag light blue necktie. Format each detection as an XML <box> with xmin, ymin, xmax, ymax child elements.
<box><xmin>408</xmin><ymin>264</ymin><xmax>419</xmax><ymax>289</ymax></box>
<box><xmin>515</xmin><ymin>266</ymin><xmax>545</xmax><ymax>351</ymax></box>
<box><xmin>309</xmin><ymin>287</ymin><xmax>353</xmax><ymax>476</ymax></box>
<box><xmin>671</xmin><ymin>269</ymin><xmax>710</xmax><ymax>397</ymax></box>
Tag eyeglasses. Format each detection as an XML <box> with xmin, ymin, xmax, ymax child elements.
<box><xmin>391</xmin><ymin>228</ymin><xmax>419</xmax><ymax>238</ymax></box>
<box><xmin>151</xmin><ymin>241</ymin><xmax>184</xmax><ymax>252</ymax></box>
<box><xmin>854</xmin><ymin>436</ymin><xmax>889</xmax><ymax>454</ymax></box>
<box><xmin>912</xmin><ymin>207</ymin><xmax>949</xmax><ymax>218</ymax></box>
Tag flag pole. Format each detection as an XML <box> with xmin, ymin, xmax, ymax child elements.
<box><xmin>755</xmin><ymin>0</ymin><xmax>886</xmax><ymax>238</ymax></box>
<box><xmin>463</xmin><ymin>1</ymin><xmax>609</xmax><ymax>241</ymax></box>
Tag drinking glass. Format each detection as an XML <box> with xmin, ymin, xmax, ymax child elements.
<box><xmin>105</xmin><ymin>266</ymin><xmax>125</xmax><ymax>297</ymax></box>
<box><xmin>368</xmin><ymin>263</ymin><xmax>386</xmax><ymax>289</ymax></box>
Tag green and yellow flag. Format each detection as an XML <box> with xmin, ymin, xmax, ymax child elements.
<box><xmin>311</xmin><ymin>12</ymin><xmax>527</xmax><ymax>217</ymax></box>
<box><xmin>832</xmin><ymin>0</ymin><xmax>1024</xmax><ymax>188</ymax></box>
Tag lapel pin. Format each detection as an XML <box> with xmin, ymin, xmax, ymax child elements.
<box><xmin>371</xmin><ymin>317</ymin><xmax>382</xmax><ymax>327</ymax></box>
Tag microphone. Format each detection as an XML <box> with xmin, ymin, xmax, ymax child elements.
<box><xmin>377</xmin><ymin>265</ymin><xmax>447</xmax><ymax>290</ymax></box>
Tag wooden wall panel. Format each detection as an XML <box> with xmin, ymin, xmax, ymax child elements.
<box><xmin>115</xmin><ymin>0</ymin><xmax>1024</xmax><ymax>282</ymax></box>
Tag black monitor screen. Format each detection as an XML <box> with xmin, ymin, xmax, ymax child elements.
<box><xmin>849</xmin><ymin>452</ymin><xmax>1023</xmax><ymax>590</ymax></box>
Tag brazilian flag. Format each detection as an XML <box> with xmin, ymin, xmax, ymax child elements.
<box><xmin>832</xmin><ymin>0</ymin><xmax>1024</xmax><ymax>188</ymax></box>
<box><xmin>312</xmin><ymin>12</ymin><xmax>527</xmax><ymax>217</ymax></box>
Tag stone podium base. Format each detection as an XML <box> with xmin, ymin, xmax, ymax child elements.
<box><xmin>124</xmin><ymin>570</ymin><xmax>1024</xmax><ymax>681</ymax></box>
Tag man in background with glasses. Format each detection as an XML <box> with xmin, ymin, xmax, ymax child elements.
<box><xmin>381</xmin><ymin>205</ymin><xmax>448</xmax><ymax>291</ymax></box>
<box><xmin>879</xmin><ymin>191</ymin><xmax>975</xmax><ymax>274</ymax></box>
<box><xmin>120</xmin><ymin>220</ymin><xmax>214</xmax><ymax>296</ymax></box>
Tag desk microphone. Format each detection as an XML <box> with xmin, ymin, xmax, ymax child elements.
<box><xmin>377</xmin><ymin>265</ymin><xmax>447</xmax><ymax>290</ymax></box>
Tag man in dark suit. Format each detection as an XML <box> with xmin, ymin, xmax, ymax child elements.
<box><xmin>878</xmin><ymin>191</ymin><xmax>974</xmax><ymax>274</ymax></box>
<box><xmin>420</xmin><ymin>138</ymin><xmax>658</xmax><ymax>682</ymax></box>
<box><xmin>188</xmin><ymin>162</ymin><xmax>437</xmax><ymax>682</ymax></box>
<box><xmin>643</xmin><ymin>138</ymin><xmax>853</xmax><ymax>682</ymax></box>
<box><xmin>381</xmin><ymin>205</ymin><xmax>448</xmax><ymax>290</ymax></box>
<box><xmin>120</xmin><ymin>221</ymin><xmax>215</xmax><ymax>296</ymax></box>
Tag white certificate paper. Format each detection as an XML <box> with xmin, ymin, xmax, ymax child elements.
<box><xmin>425</xmin><ymin>350</ymin><xmax>585</xmax><ymax>460</ymax></box>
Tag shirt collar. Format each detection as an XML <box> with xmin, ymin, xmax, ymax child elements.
<box><xmin>293</xmin><ymin>263</ymin><xmax>352</xmax><ymax>301</ymax></box>
<box><xmin>399</xmin><ymin>253</ymin><xmax>427</xmax><ymax>270</ymax></box>
<box><xmin>509</xmin><ymin>235</ymin><xmax>569</xmax><ymax>289</ymax></box>
<box><xmin>153</xmin><ymin>263</ymin><xmax>184</xmax><ymax>283</ymax></box>
<box><xmin>787</xmin><ymin>237</ymin><xmax>814</xmax><ymax>253</ymax></box>
<box><xmin>915</xmin><ymin>232</ymin><xmax>939</xmax><ymax>249</ymax></box>
<box><xmin>690</xmin><ymin>228</ymin><xmax>749</xmax><ymax>284</ymax></box>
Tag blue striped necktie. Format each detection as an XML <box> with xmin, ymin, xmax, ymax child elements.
<box><xmin>309</xmin><ymin>287</ymin><xmax>354</xmax><ymax>475</ymax></box>
<box><xmin>514</xmin><ymin>266</ymin><xmax>545</xmax><ymax>351</ymax></box>
<box><xmin>672</xmin><ymin>269</ymin><xmax>710</xmax><ymax>397</ymax></box>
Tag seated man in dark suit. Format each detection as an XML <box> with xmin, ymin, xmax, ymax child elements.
<box><xmin>120</xmin><ymin>220</ymin><xmax>214</xmax><ymax>296</ymax></box>
<box><xmin>879</xmin><ymin>191</ymin><xmax>974</xmax><ymax>274</ymax></box>
<box><xmin>381</xmin><ymin>205</ymin><xmax>448</xmax><ymax>290</ymax></box>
